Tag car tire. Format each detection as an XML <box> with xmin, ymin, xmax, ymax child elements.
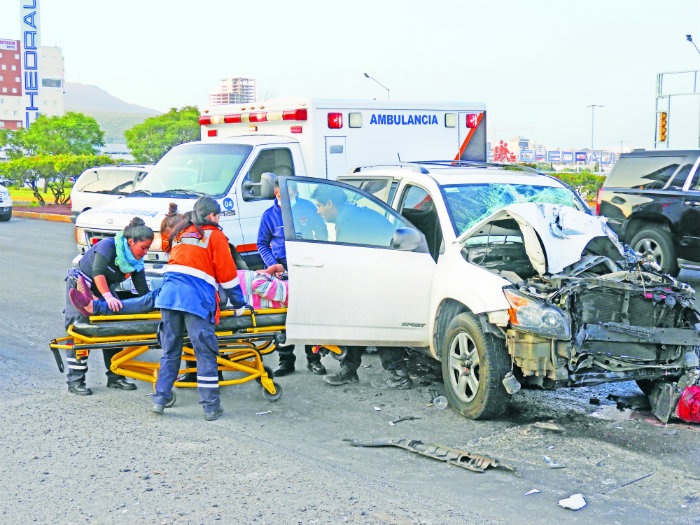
<box><xmin>0</xmin><ymin>210</ymin><xmax>11</xmax><ymax>222</ymax></box>
<box><xmin>441</xmin><ymin>312</ymin><xmax>510</xmax><ymax>420</ymax></box>
<box><xmin>630</xmin><ymin>226</ymin><xmax>678</xmax><ymax>276</ymax></box>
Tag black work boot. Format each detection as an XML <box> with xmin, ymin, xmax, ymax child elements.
<box><xmin>322</xmin><ymin>367</ymin><xmax>359</xmax><ymax>386</ymax></box>
<box><xmin>68</xmin><ymin>382</ymin><xmax>93</xmax><ymax>396</ymax></box>
<box><xmin>306</xmin><ymin>358</ymin><xmax>327</xmax><ymax>375</ymax></box>
<box><xmin>370</xmin><ymin>369</ymin><xmax>413</xmax><ymax>390</ymax></box>
<box><xmin>106</xmin><ymin>376</ymin><xmax>137</xmax><ymax>390</ymax></box>
<box><xmin>274</xmin><ymin>357</ymin><xmax>295</xmax><ymax>377</ymax></box>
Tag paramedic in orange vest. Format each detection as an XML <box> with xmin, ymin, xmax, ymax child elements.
<box><xmin>150</xmin><ymin>196</ymin><xmax>247</xmax><ymax>421</ymax></box>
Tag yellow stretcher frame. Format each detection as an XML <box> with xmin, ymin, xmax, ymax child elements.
<box><xmin>49</xmin><ymin>308</ymin><xmax>286</xmax><ymax>400</ymax></box>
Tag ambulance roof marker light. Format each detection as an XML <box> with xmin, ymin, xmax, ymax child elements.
<box><xmin>328</xmin><ymin>112</ymin><xmax>343</xmax><ymax>129</ymax></box>
<box><xmin>290</xmin><ymin>126</ymin><xmax>302</xmax><ymax>134</ymax></box>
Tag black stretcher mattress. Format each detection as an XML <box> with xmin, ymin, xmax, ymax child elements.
<box><xmin>71</xmin><ymin>311</ymin><xmax>287</xmax><ymax>338</ymax></box>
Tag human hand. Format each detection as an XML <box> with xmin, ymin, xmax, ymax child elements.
<box><xmin>103</xmin><ymin>292</ymin><xmax>123</xmax><ymax>312</ymax></box>
<box><xmin>262</xmin><ymin>264</ymin><xmax>285</xmax><ymax>278</ymax></box>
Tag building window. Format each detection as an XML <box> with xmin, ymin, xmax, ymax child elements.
<box><xmin>15</xmin><ymin>76</ymin><xmax>19</xmax><ymax>82</ymax></box>
<box><xmin>1</xmin><ymin>65</ymin><xmax>6</xmax><ymax>70</ymax></box>
<box><xmin>0</xmin><ymin>121</ymin><xmax>4</xmax><ymax>127</ymax></box>
<box><xmin>1</xmin><ymin>88</ymin><xmax>6</xmax><ymax>93</ymax></box>
<box><xmin>11</xmin><ymin>88</ymin><xmax>17</xmax><ymax>94</ymax></box>
<box><xmin>14</xmin><ymin>53</ymin><xmax>19</xmax><ymax>60</ymax></box>
<box><xmin>0</xmin><ymin>75</ymin><xmax>3</xmax><ymax>81</ymax></box>
<box><xmin>11</xmin><ymin>65</ymin><xmax>16</xmax><ymax>71</ymax></box>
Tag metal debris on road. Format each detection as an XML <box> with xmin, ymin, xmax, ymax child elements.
<box><xmin>256</xmin><ymin>411</ymin><xmax>272</xmax><ymax>416</ymax></box>
<box><xmin>543</xmin><ymin>455</ymin><xmax>565</xmax><ymax>469</ymax></box>
<box><xmin>606</xmin><ymin>472</ymin><xmax>654</xmax><ymax>493</ymax></box>
<box><xmin>389</xmin><ymin>416</ymin><xmax>422</xmax><ymax>426</ymax></box>
<box><xmin>533</xmin><ymin>421</ymin><xmax>564</xmax><ymax>432</ymax></box>
<box><xmin>344</xmin><ymin>438</ymin><xmax>515</xmax><ymax>473</ymax></box>
<box><xmin>525</xmin><ymin>489</ymin><xmax>540</xmax><ymax>496</ymax></box>
<box><xmin>374</xmin><ymin>406</ymin><xmax>382</xmax><ymax>411</ymax></box>
<box><xmin>558</xmin><ymin>493</ymin><xmax>586</xmax><ymax>510</ymax></box>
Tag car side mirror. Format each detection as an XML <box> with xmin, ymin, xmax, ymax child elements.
<box><xmin>391</xmin><ymin>227</ymin><xmax>426</xmax><ymax>252</ymax></box>
<box><xmin>242</xmin><ymin>172</ymin><xmax>277</xmax><ymax>202</ymax></box>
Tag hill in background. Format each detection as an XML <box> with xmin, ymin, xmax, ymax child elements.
<box><xmin>64</xmin><ymin>82</ymin><xmax>161</xmax><ymax>144</ymax></box>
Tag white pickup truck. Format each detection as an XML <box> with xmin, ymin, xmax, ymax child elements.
<box><xmin>276</xmin><ymin>162</ymin><xmax>700</xmax><ymax>420</ymax></box>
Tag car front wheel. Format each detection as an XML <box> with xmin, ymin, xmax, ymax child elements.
<box><xmin>630</xmin><ymin>226</ymin><xmax>678</xmax><ymax>276</ymax></box>
<box><xmin>0</xmin><ymin>209</ymin><xmax>11</xmax><ymax>222</ymax></box>
<box><xmin>441</xmin><ymin>312</ymin><xmax>510</xmax><ymax>419</ymax></box>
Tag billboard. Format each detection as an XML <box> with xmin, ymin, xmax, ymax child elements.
<box><xmin>0</xmin><ymin>39</ymin><xmax>19</xmax><ymax>51</ymax></box>
<box><xmin>21</xmin><ymin>0</ymin><xmax>40</xmax><ymax>127</ymax></box>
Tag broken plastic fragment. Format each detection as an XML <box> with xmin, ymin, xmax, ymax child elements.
<box><xmin>374</xmin><ymin>406</ymin><xmax>382</xmax><ymax>411</ymax></box>
<box><xmin>525</xmin><ymin>489</ymin><xmax>540</xmax><ymax>496</ymax></box>
<box><xmin>558</xmin><ymin>493</ymin><xmax>586</xmax><ymax>510</ymax></box>
<box><xmin>543</xmin><ymin>455</ymin><xmax>565</xmax><ymax>469</ymax></box>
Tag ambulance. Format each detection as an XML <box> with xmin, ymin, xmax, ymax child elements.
<box><xmin>73</xmin><ymin>97</ymin><xmax>487</xmax><ymax>276</ymax></box>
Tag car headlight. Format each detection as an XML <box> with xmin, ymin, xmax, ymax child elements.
<box><xmin>503</xmin><ymin>288</ymin><xmax>571</xmax><ymax>340</ymax></box>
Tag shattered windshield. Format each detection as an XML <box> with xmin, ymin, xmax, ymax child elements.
<box><xmin>443</xmin><ymin>183</ymin><xmax>580</xmax><ymax>237</ymax></box>
<box><xmin>135</xmin><ymin>143</ymin><xmax>252</xmax><ymax>197</ymax></box>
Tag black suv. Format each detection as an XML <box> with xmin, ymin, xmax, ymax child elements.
<box><xmin>597</xmin><ymin>149</ymin><xmax>700</xmax><ymax>275</ymax></box>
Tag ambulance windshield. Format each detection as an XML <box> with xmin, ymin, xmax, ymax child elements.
<box><xmin>135</xmin><ymin>143</ymin><xmax>253</xmax><ymax>197</ymax></box>
<box><xmin>443</xmin><ymin>183</ymin><xmax>580</xmax><ymax>236</ymax></box>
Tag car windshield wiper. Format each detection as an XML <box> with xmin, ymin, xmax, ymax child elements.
<box><xmin>165</xmin><ymin>189</ymin><xmax>204</xmax><ymax>197</ymax></box>
<box><xmin>129</xmin><ymin>189</ymin><xmax>152</xmax><ymax>196</ymax></box>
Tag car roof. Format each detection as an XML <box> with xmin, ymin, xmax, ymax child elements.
<box><xmin>345</xmin><ymin>161</ymin><xmax>566</xmax><ymax>188</ymax></box>
<box><xmin>196</xmin><ymin>135</ymin><xmax>299</xmax><ymax>146</ymax></box>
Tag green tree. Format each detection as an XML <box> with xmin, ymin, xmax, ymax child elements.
<box><xmin>3</xmin><ymin>112</ymin><xmax>105</xmax><ymax>159</ymax></box>
<box><xmin>125</xmin><ymin>106</ymin><xmax>200</xmax><ymax>163</ymax></box>
<box><xmin>0</xmin><ymin>154</ymin><xmax>112</xmax><ymax>205</ymax></box>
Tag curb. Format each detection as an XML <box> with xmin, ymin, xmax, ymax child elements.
<box><xmin>13</xmin><ymin>210</ymin><xmax>74</xmax><ymax>223</ymax></box>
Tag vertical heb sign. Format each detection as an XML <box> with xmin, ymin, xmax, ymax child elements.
<box><xmin>21</xmin><ymin>0</ymin><xmax>41</xmax><ymax>128</ymax></box>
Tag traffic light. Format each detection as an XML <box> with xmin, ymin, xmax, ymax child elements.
<box><xmin>658</xmin><ymin>111</ymin><xmax>668</xmax><ymax>142</ymax></box>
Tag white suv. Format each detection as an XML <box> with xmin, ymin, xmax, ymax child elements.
<box><xmin>0</xmin><ymin>182</ymin><xmax>12</xmax><ymax>221</ymax></box>
<box><xmin>70</xmin><ymin>164</ymin><xmax>153</xmax><ymax>216</ymax></box>
<box><xmin>275</xmin><ymin>162</ymin><xmax>700</xmax><ymax>420</ymax></box>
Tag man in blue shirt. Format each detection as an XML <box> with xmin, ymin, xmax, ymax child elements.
<box><xmin>257</xmin><ymin>178</ymin><xmax>328</xmax><ymax>376</ymax></box>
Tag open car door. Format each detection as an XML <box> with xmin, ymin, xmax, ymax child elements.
<box><xmin>278</xmin><ymin>176</ymin><xmax>436</xmax><ymax>347</ymax></box>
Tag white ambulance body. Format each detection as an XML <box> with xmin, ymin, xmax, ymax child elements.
<box><xmin>74</xmin><ymin>97</ymin><xmax>486</xmax><ymax>276</ymax></box>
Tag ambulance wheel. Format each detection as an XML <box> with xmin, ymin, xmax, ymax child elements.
<box><xmin>255</xmin><ymin>366</ymin><xmax>274</xmax><ymax>384</ymax></box>
<box><xmin>262</xmin><ymin>382</ymin><xmax>283</xmax><ymax>402</ymax></box>
<box><xmin>165</xmin><ymin>391</ymin><xmax>177</xmax><ymax>408</ymax></box>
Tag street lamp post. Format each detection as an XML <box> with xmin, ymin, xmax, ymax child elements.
<box><xmin>363</xmin><ymin>73</ymin><xmax>390</xmax><ymax>100</ymax></box>
<box><xmin>687</xmin><ymin>35</ymin><xmax>700</xmax><ymax>147</ymax></box>
<box><xmin>586</xmin><ymin>104</ymin><xmax>604</xmax><ymax>169</ymax></box>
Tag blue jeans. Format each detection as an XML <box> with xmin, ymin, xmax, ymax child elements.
<box><xmin>92</xmin><ymin>289</ymin><xmax>159</xmax><ymax>316</ymax></box>
<box><xmin>153</xmin><ymin>309</ymin><xmax>221</xmax><ymax>414</ymax></box>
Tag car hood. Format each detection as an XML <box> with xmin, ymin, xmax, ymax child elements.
<box><xmin>456</xmin><ymin>202</ymin><xmax>624</xmax><ymax>275</ymax></box>
<box><xmin>75</xmin><ymin>196</ymin><xmax>197</xmax><ymax>232</ymax></box>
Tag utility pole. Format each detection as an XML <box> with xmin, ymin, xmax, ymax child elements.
<box><xmin>585</xmin><ymin>104</ymin><xmax>604</xmax><ymax>151</ymax></box>
<box><xmin>687</xmin><ymin>35</ymin><xmax>700</xmax><ymax>147</ymax></box>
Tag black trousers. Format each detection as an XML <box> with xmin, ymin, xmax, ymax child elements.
<box><xmin>342</xmin><ymin>346</ymin><xmax>406</xmax><ymax>372</ymax></box>
<box><xmin>277</xmin><ymin>345</ymin><xmax>321</xmax><ymax>363</ymax></box>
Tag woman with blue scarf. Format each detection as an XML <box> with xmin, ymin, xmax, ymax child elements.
<box><xmin>63</xmin><ymin>216</ymin><xmax>154</xmax><ymax>396</ymax></box>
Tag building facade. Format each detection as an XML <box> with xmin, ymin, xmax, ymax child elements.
<box><xmin>0</xmin><ymin>37</ymin><xmax>64</xmax><ymax>131</ymax></box>
<box><xmin>209</xmin><ymin>77</ymin><xmax>256</xmax><ymax>106</ymax></box>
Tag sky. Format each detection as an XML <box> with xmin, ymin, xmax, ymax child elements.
<box><xmin>1</xmin><ymin>0</ymin><xmax>699</xmax><ymax>151</ymax></box>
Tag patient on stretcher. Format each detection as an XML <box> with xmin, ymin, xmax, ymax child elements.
<box><xmin>69</xmin><ymin>269</ymin><xmax>288</xmax><ymax>319</ymax></box>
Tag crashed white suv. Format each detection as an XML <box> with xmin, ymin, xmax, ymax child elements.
<box><xmin>277</xmin><ymin>162</ymin><xmax>700</xmax><ymax>420</ymax></box>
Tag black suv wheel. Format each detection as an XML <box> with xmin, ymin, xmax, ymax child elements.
<box><xmin>630</xmin><ymin>226</ymin><xmax>679</xmax><ymax>275</ymax></box>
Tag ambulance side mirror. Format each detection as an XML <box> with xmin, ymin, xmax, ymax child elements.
<box><xmin>242</xmin><ymin>172</ymin><xmax>277</xmax><ymax>201</ymax></box>
<box><xmin>259</xmin><ymin>173</ymin><xmax>276</xmax><ymax>200</ymax></box>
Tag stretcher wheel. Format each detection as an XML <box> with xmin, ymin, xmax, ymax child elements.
<box><xmin>165</xmin><ymin>391</ymin><xmax>177</xmax><ymax>408</ymax></box>
<box><xmin>262</xmin><ymin>382</ymin><xmax>283</xmax><ymax>402</ymax></box>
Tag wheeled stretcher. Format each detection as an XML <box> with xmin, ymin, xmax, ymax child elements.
<box><xmin>49</xmin><ymin>308</ymin><xmax>287</xmax><ymax>402</ymax></box>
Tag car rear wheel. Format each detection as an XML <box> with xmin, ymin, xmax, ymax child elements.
<box><xmin>630</xmin><ymin>227</ymin><xmax>678</xmax><ymax>276</ymax></box>
<box><xmin>441</xmin><ymin>312</ymin><xmax>509</xmax><ymax>420</ymax></box>
<box><xmin>0</xmin><ymin>209</ymin><xmax>11</xmax><ymax>222</ymax></box>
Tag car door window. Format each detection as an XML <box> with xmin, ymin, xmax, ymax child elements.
<box><xmin>690</xmin><ymin>171</ymin><xmax>700</xmax><ymax>191</ymax></box>
<box><xmin>284</xmin><ymin>179</ymin><xmax>415</xmax><ymax>248</ymax></box>
<box><xmin>338</xmin><ymin>177</ymin><xmax>397</xmax><ymax>204</ymax></box>
<box><xmin>666</xmin><ymin>164</ymin><xmax>692</xmax><ymax>190</ymax></box>
<box><xmin>398</xmin><ymin>184</ymin><xmax>443</xmax><ymax>260</ymax></box>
